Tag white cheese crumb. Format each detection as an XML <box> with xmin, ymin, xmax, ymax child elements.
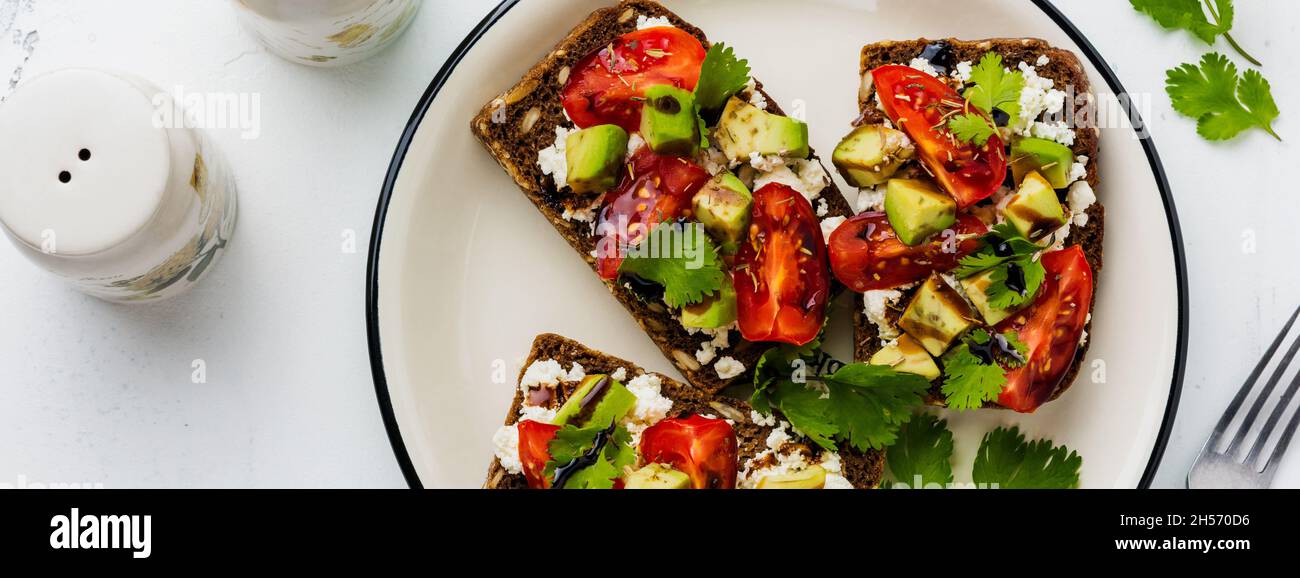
<box><xmin>695</xmin><ymin>342</ymin><xmax>717</xmax><ymax>365</ymax></box>
<box><xmin>518</xmin><ymin>405</ymin><xmax>556</xmax><ymax>424</ymax></box>
<box><xmin>863</xmin><ymin>289</ymin><xmax>903</xmax><ymax>341</ymax></box>
<box><xmin>749</xmin><ymin>151</ymin><xmax>786</xmax><ymax>172</ymax></box>
<box><xmin>625</xmin><ymin>373</ymin><xmax>673</xmax><ymax>427</ymax></box>
<box><xmin>953</xmin><ymin>60</ymin><xmax>974</xmax><ymax>82</ymax></box>
<box><xmin>714</xmin><ymin>356</ymin><xmax>745</xmax><ymax>380</ymax></box>
<box><xmin>696</xmin><ymin>145</ymin><xmax>729</xmax><ymax>176</ymax></box>
<box><xmin>906</xmin><ymin>56</ymin><xmax>939</xmax><ymax>77</ymax></box>
<box><xmin>611</xmin><ymin>367</ymin><xmax>628</xmax><ymax>382</ymax></box>
<box><xmin>816</xmin><ymin>198</ymin><xmax>829</xmax><ymax>217</ymax></box>
<box><xmin>744</xmin><ymin>78</ymin><xmax>768</xmax><ymax>110</ymax></box>
<box><xmin>820</xmin><ymin>215</ymin><xmax>847</xmax><ymax>244</ymax></box>
<box><xmin>636</xmin><ymin>15</ymin><xmax>673</xmax><ymax>29</ymax></box>
<box><xmin>492</xmin><ymin>425</ymin><xmax>522</xmax><ymax>474</ymax></box>
<box><xmin>1067</xmin><ymin>180</ymin><xmax>1096</xmax><ymax>227</ymax></box>
<box><xmin>754</xmin><ymin>159</ymin><xmax>829</xmax><ymax>202</ymax></box>
<box><xmin>1014</xmin><ymin>61</ymin><xmax>1072</xmax><ymax>145</ymax></box>
<box><xmin>855</xmin><ymin>184</ymin><xmax>887</xmax><ymax>213</ymax></box>
<box><xmin>750</xmin><ymin>410</ymin><xmax>777</xmax><ymax>427</ymax></box>
<box><xmin>819</xmin><ymin>451</ymin><xmax>855</xmax><ymax>489</ymax></box>
<box><xmin>1029</xmin><ymin>120</ymin><xmax>1076</xmax><ymax>146</ymax></box>
<box><xmin>537</xmin><ymin>125</ymin><xmax>576</xmax><ymax>190</ymax></box>
<box><xmin>626</xmin><ymin>132</ymin><xmax>646</xmax><ymax>159</ymax></box>
<box><xmin>1036</xmin><ymin>54</ymin><xmax>1051</xmax><ymax>67</ymax></box>
<box><xmin>519</xmin><ymin>359</ymin><xmax>568</xmax><ymax>391</ymax></box>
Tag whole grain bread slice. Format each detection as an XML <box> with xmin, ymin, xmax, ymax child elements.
<box><xmin>851</xmin><ymin>38</ymin><xmax>1104</xmax><ymax>408</ymax></box>
<box><xmin>470</xmin><ymin>0</ymin><xmax>854</xmax><ymax>396</ymax></box>
<box><xmin>484</xmin><ymin>333</ymin><xmax>885</xmax><ymax>489</ymax></box>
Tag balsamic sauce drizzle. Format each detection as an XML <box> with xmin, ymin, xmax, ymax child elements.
<box><xmin>550</xmin><ymin>421</ymin><xmax>617</xmax><ymax>490</ymax></box>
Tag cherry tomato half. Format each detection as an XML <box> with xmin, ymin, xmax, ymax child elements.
<box><xmin>734</xmin><ymin>183</ymin><xmax>831</xmax><ymax>346</ymax></box>
<box><xmin>828</xmin><ymin>212</ymin><xmax>986</xmax><ymax>292</ymax></box>
<box><xmin>996</xmin><ymin>246</ymin><xmax>1094</xmax><ymax>413</ymax></box>
<box><xmin>595</xmin><ymin>148</ymin><xmax>711</xmax><ymax>279</ymax></box>
<box><xmin>516</xmin><ymin>420</ymin><xmax>561</xmax><ymax>489</ymax></box>
<box><xmin>871</xmin><ymin>65</ymin><xmax>1007</xmax><ymax>208</ymax></box>
<box><xmin>561</xmin><ymin>26</ymin><xmax>707</xmax><ymax>132</ymax></box>
<box><xmin>640</xmin><ymin>415</ymin><xmax>738</xmax><ymax>489</ymax></box>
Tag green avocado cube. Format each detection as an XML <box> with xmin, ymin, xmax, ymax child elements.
<box><xmin>1002</xmin><ymin>171</ymin><xmax>1067</xmax><ymax>241</ymax></box>
<box><xmin>692</xmin><ymin>172</ymin><xmax>752</xmax><ymax>254</ymax></box>
<box><xmin>681</xmin><ymin>276</ymin><xmax>737</xmax><ymax>329</ymax></box>
<box><xmin>832</xmin><ymin>124</ymin><xmax>915</xmax><ymax>187</ymax></box>
<box><xmin>884</xmin><ymin>178</ymin><xmax>957</xmax><ymax>246</ymax></box>
<box><xmin>715</xmin><ymin>96</ymin><xmax>809</xmax><ymax>163</ymax></box>
<box><xmin>566</xmin><ymin>125</ymin><xmax>629</xmax><ymax>195</ymax></box>
<box><xmin>640</xmin><ymin>84</ymin><xmax>700</xmax><ymax>156</ymax></box>
<box><xmin>552</xmin><ymin>375</ymin><xmax>636</xmax><ymax>428</ymax></box>
<box><xmin>898</xmin><ymin>275</ymin><xmax>978</xmax><ymax>357</ymax></box>
<box><xmin>1010</xmin><ymin>137</ymin><xmax>1074</xmax><ymax>189</ymax></box>
<box><xmin>960</xmin><ymin>269</ymin><xmax>1029</xmax><ymax>326</ymax></box>
<box><xmin>869</xmin><ymin>334</ymin><xmax>941</xmax><ymax>381</ymax></box>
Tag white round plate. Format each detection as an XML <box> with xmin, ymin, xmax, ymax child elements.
<box><xmin>367</xmin><ymin>0</ymin><xmax>1187</xmax><ymax>489</ymax></box>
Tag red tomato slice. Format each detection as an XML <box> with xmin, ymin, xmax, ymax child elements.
<box><xmin>734</xmin><ymin>183</ymin><xmax>831</xmax><ymax>346</ymax></box>
<box><xmin>561</xmin><ymin>27</ymin><xmax>707</xmax><ymax>132</ymax></box>
<box><xmin>516</xmin><ymin>420</ymin><xmax>561</xmax><ymax>489</ymax></box>
<box><xmin>595</xmin><ymin>148</ymin><xmax>710</xmax><ymax>279</ymax></box>
<box><xmin>996</xmin><ymin>246</ymin><xmax>1094</xmax><ymax>413</ymax></box>
<box><xmin>871</xmin><ymin>65</ymin><xmax>1007</xmax><ymax>208</ymax></box>
<box><xmin>640</xmin><ymin>415</ymin><xmax>738</xmax><ymax>489</ymax></box>
<box><xmin>828</xmin><ymin>212</ymin><xmax>986</xmax><ymax>292</ymax></box>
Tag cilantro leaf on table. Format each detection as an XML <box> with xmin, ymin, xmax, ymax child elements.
<box><xmin>693</xmin><ymin>43</ymin><xmax>751</xmax><ymax>113</ymax></box>
<box><xmin>752</xmin><ymin>354</ymin><xmax>930</xmax><ymax>452</ymax></box>
<box><xmin>964</xmin><ymin>52</ymin><xmax>1024</xmax><ymax>120</ymax></box>
<box><xmin>1166</xmin><ymin>52</ymin><xmax>1280</xmax><ymax>141</ymax></box>
<box><xmin>544</xmin><ymin>423</ymin><xmax>636</xmax><ymax>489</ymax></box>
<box><xmin>886</xmin><ymin>413</ymin><xmax>955</xmax><ymax>488</ymax></box>
<box><xmin>972</xmin><ymin>426</ymin><xmax>1082</xmax><ymax>488</ymax></box>
<box><xmin>618</xmin><ymin>223</ymin><xmax>725</xmax><ymax>308</ymax></box>
<box><xmin>947</xmin><ymin>112</ymin><xmax>998</xmax><ymax>146</ymax></box>
<box><xmin>1130</xmin><ymin>0</ymin><xmax>1259</xmax><ymax>66</ymax></box>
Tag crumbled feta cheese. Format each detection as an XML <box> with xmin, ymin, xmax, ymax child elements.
<box><xmin>856</xmin><ymin>184</ymin><xmax>886</xmax><ymax>213</ymax></box>
<box><xmin>749</xmin><ymin>151</ymin><xmax>786</xmax><ymax>172</ymax></box>
<box><xmin>765</xmin><ymin>423</ymin><xmax>793</xmax><ymax>450</ymax></box>
<box><xmin>1029</xmin><ymin>120</ymin><xmax>1076</xmax><ymax>146</ymax></box>
<box><xmin>1067</xmin><ymin>180</ymin><xmax>1096</xmax><ymax>226</ymax></box>
<box><xmin>611</xmin><ymin>367</ymin><xmax>628</xmax><ymax>382</ymax></box>
<box><xmin>1036</xmin><ymin>54</ymin><xmax>1051</xmax><ymax>67</ymax></box>
<box><xmin>519</xmin><ymin>359</ymin><xmax>568</xmax><ymax>391</ymax></box>
<box><xmin>714</xmin><ymin>356</ymin><xmax>745</xmax><ymax>380</ymax></box>
<box><xmin>518</xmin><ymin>405</ymin><xmax>556</xmax><ymax>424</ymax></box>
<box><xmin>492</xmin><ymin>425</ymin><xmax>522</xmax><ymax>474</ymax></box>
<box><xmin>695</xmin><ymin>341</ymin><xmax>717</xmax><ymax>365</ymax></box>
<box><xmin>1067</xmin><ymin>158</ymin><xmax>1088</xmax><ymax>185</ymax></box>
<box><xmin>816</xmin><ymin>198</ymin><xmax>829</xmax><ymax>217</ymax></box>
<box><xmin>820</xmin><ymin>215</ymin><xmax>846</xmax><ymax>244</ymax></box>
<box><xmin>561</xmin><ymin>205</ymin><xmax>596</xmax><ymax>223</ymax></box>
<box><xmin>754</xmin><ymin>159</ymin><xmax>829</xmax><ymax>202</ymax></box>
<box><xmin>819</xmin><ymin>451</ymin><xmax>855</xmax><ymax>489</ymax></box>
<box><xmin>626</xmin><ymin>132</ymin><xmax>646</xmax><ymax>159</ymax></box>
<box><xmin>740</xmin><ymin>421</ymin><xmax>850</xmax><ymax>489</ymax></box>
<box><xmin>907</xmin><ymin>56</ymin><xmax>939</xmax><ymax>77</ymax></box>
<box><xmin>625</xmin><ymin>373</ymin><xmax>673</xmax><ymax>426</ymax></box>
<box><xmin>863</xmin><ymin>289</ymin><xmax>903</xmax><ymax>341</ymax></box>
<box><xmin>697</xmin><ymin>145</ymin><xmax>729</xmax><ymax>175</ymax></box>
<box><xmin>566</xmin><ymin>362</ymin><xmax>586</xmax><ymax>383</ymax></box>
<box><xmin>953</xmin><ymin>60</ymin><xmax>974</xmax><ymax>82</ymax></box>
<box><xmin>636</xmin><ymin>15</ymin><xmax>673</xmax><ymax>29</ymax></box>
<box><xmin>750</xmin><ymin>410</ymin><xmax>777</xmax><ymax>427</ymax></box>
<box><xmin>744</xmin><ymin>78</ymin><xmax>768</xmax><ymax>110</ymax></box>
<box><xmin>1014</xmin><ymin>61</ymin><xmax>1072</xmax><ymax>144</ymax></box>
<box><xmin>537</xmin><ymin>125</ymin><xmax>576</xmax><ymax>190</ymax></box>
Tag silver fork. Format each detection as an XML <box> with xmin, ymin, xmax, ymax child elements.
<box><xmin>1188</xmin><ymin>305</ymin><xmax>1300</xmax><ymax>489</ymax></box>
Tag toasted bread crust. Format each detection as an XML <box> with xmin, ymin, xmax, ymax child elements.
<box><xmin>484</xmin><ymin>334</ymin><xmax>884</xmax><ymax>489</ymax></box>
<box><xmin>851</xmin><ymin>38</ymin><xmax>1103</xmax><ymax>409</ymax></box>
<box><xmin>470</xmin><ymin>0</ymin><xmax>854</xmax><ymax>395</ymax></box>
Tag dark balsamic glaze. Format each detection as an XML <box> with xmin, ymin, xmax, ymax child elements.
<box><xmin>918</xmin><ymin>41</ymin><xmax>955</xmax><ymax>75</ymax></box>
<box><xmin>654</xmin><ymin>94</ymin><xmax>682</xmax><ymax>115</ymax></box>
<box><xmin>1005</xmin><ymin>262</ymin><xmax>1027</xmax><ymax>295</ymax></box>
<box><xmin>622</xmin><ymin>273</ymin><xmax>665</xmax><ymax>303</ymax></box>
<box><xmin>993</xmin><ymin>241</ymin><xmax>1015</xmax><ymax>258</ymax></box>
<box><xmin>991</xmin><ymin>108</ymin><xmax>1011</xmax><ymax>127</ymax></box>
<box><xmin>969</xmin><ymin>333</ymin><xmax>1027</xmax><ymax>366</ymax></box>
<box><xmin>550</xmin><ymin>422</ymin><xmax>617</xmax><ymax>490</ymax></box>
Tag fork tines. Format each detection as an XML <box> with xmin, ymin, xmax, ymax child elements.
<box><xmin>1209</xmin><ymin>305</ymin><xmax>1300</xmax><ymax>478</ymax></box>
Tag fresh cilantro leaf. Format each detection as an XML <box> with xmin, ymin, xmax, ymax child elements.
<box><xmin>984</xmin><ymin>257</ymin><xmax>1046</xmax><ymax>309</ymax></box>
<box><xmin>618</xmin><ymin>223</ymin><xmax>725</xmax><ymax>308</ymax></box>
<box><xmin>964</xmin><ymin>52</ymin><xmax>1024</xmax><ymax>120</ymax></box>
<box><xmin>955</xmin><ymin>223</ymin><xmax>1042</xmax><ymax>279</ymax></box>
<box><xmin>972</xmin><ymin>426</ymin><xmax>1082</xmax><ymax>488</ymax></box>
<box><xmin>545</xmin><ymin>424</ymin><xmax>636</xmax><ymax>489</ymax></box>
<box><xmin>886</xmin><ymin>413</ymin><xmax>954</xmax><ymax>488</ymax></box>
<box><xmin>1131</xmin><ymin>0</ymin><xmax>1259</xmax><ymax>65</ymax></box>
<box><xmin>693</xmin><ymin>43</ymin><xmax>751</xmax><ymax>113</ymax></box>
<box><xmin>947</xmin><ymin>112</ymin><xmax>997</xmax><ymax>146</ymax></box>
<box><xmin>941</xmin><ymin>330</ymin><xmax>1029</xmax><ymax>411</ymax></box>
<box><xmin>1167</xmin><ymin>53</ymin><xmax>1280</xmax><ymax>141</ymax></box>
<box><xmin>753</xmin><ymin>360</ymin><xmax>930</xmax><ymax>452</ymax></box>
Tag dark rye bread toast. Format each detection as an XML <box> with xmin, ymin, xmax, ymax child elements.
<box><xmin>470</xmin><ymin>0</ymin><xmax>854</xmax><ymax>395</ymax></box>
<box><xmin>851</xmin><ymin>38</ymin><xmax>1104</xmax><ymax>407</ymax></box>
<box><xmin>484</xmin><ymin>334</ymin><xmax>885</xmax><ymax>489</ymax></box>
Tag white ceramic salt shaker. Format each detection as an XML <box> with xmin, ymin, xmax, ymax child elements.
<box><xmin>0</xmin><ymin>69</ymin><xmax>238</xmax><ymax>303</ymax></box>
<box><xmin>233</xmin><ymin>0</ymin><xmax>421</xmax><ymax>67</ymax></box>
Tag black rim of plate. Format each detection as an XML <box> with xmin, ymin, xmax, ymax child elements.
<box><xmin>366</xmin><ymin>0</ymin><xmax>1188</xmax><ymax>489</ymax></box>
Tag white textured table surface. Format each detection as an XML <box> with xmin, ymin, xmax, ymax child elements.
<box><xmin>0</xmin><ymin>0</ymin><xmax>1296</xmax><ymax>488</ymax></box>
